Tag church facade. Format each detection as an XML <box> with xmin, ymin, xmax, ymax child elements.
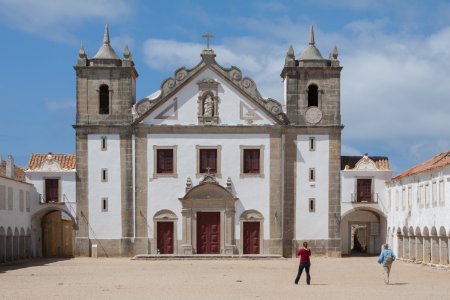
<box><xmin>73</xmin><ymin>26</ymin><xmax>342</xmax><ymax>257</ymax></box>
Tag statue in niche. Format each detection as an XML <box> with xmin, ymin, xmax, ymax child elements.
<box><xmin>203</xmin><ymin>94</ymin><xmax>214</xmax><ymax>117</ymax></box>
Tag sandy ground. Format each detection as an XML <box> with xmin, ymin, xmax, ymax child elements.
<box><xmin>0</xmin><ymin>257</ymin><xmax>449</xmax><ymax>300</ymax></box>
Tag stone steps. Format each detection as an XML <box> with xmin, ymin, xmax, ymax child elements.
<box><xmin>132</xmin><ymin>254</ymin><xmax>285</xmax><ymax>260</ymax></box>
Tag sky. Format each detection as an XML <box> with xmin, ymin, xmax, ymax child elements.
<box><xmin>1</xmin><ymin>0</ymin><xmax>450</xmax><ymax>175</ymax></box>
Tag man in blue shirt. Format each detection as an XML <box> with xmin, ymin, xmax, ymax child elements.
<box><xmin>378</xmin><ymin>244</ymin><xmax>396</xmax><ymax>284</ymax></box>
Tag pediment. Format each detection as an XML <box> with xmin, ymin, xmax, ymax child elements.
<box><xmin>133</xmin><ymin>49</ymin><xmax>287</xmax><ymax>126</ymax></box>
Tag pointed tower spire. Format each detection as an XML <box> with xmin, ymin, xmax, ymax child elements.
<box><xmin>309</xmin><ymin>26</ymin><xmax>315</xmax><ymax>45</ymax></box>
<box><xmin>103</xmin><ymin>24</ymin><xmax>110</xmax><ymax>45</ymax></box>
<box><xmin>331</xmin><ymin>45</ymin><xmax>339</xmax><ymax>59</ymax></box>
<box><xmin>79</xmin><ymin>42</ymin><xmax>87</xmax><ymax>58</ymax></box>
<box><xmin>124</xmin><ymin>44</ymin><xmax>132</xmax><ymax>60</ymax></box>
<box><xmin>285</xmin><ymin>45</ymin><xmax>295</xmax><ymax>66</ymax></box>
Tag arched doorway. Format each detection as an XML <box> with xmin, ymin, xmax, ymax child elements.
<box><xmin>341</xmin><ymin>208</ymin><xmax>386</xmax><ymax>255</ymax></box>
<box><xmin>153</xmin><ymin>210</ymin><xmax>177</xmax><ymax>254</ymax></box>
<box><xmin>41</xmin><ymin>210</ymin><xmax>74</xmax><ymax>257</ymax></box>
<box><xmin>179</xmin><ymin>174</ymin><xmax>237</xmax><ymax>255</ymax></box>
<box><xmin>5</xmin><ymin>227</ymin><xmax>13</xmax><ymax>261</ymax></box>
<box><xmin>240</xmin><ymin>210</ymin><xmax>263</xmax><ymax>254</ymax></box>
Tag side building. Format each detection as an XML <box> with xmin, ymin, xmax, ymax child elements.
<box><xmin>0</xmin><ymin>155</ymin><xmax>35</xmax><ymax>262</ymax></box>
<box><xmin>386</xmin><ymin>150</ymin><xmax>450</xmax><ymax>266</ymax></box>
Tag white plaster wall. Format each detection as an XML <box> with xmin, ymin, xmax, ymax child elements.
<box><xmin>296</xmin><ymin>134</ymin><xmax>329</xmax><ymax>240</ymax></box>
<box><xmin>147</xmin><ymin>133</ymin><xmax>271</xmax><ymax>241</ymax></box>
<box><xmin>386</xmin><ymin>165</ymin><xmax>450</xmax><ymax>254</ymax></box>
<box><xmin>26</xmin><ymin>171</ymin><xmax>76</xmax><ymax>217</ymax></box>
<box><xmin>0</xmin><ymin>177</ymin><xmax>35</xmax><ymax>235</ymax></box>
<box><xmin>341</xmin><ymin>169</ymin><xmax>392</xmax><ymax>216</ymax></box>
<box><xmin>88</xmin><ymin>134</ymin><xmax>122</xmax><ymax>239</ymax></box>
<box><xmin>143</xmin><ymin>68</ymin><xmax>276</xmax><ymax>126</ymax></box>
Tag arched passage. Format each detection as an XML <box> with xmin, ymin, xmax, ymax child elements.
<box><xmin>341</xmin><ymin>207</ymin><xmax>386</xmax><ymax>255</ymax></box>
<box><xmin>41</xmin><ymin>210</ymin><xmax>74</xmax><ymax>257</ymax></box>
<box><xmin>5</xmin><ymin>227</ymin><xmax>13</xmax><ymax>261</ymax></box>
<box><xmin>408</xmin><ymin>226</ymin><xmax>415</xmax><ymax>261</ymax></box>
<box><xmin>13</xmin><ymin>228</ymin><xmax>19</xmax><ymax>260</ymax></box>
<box><xmin>19</xmin><ymin>227</ymin><xmax>26</xmax><ymax>259</ymax></box>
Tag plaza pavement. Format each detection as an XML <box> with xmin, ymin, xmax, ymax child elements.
<box><xmin>0</xmin><ymin>256</ymin><xmax>449</xmax><ymax>299</ymax></box>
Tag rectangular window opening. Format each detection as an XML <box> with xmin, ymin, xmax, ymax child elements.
<box><xmin>309</xmin><ymin>137</ymin><xmax>316</xmax><ymax>151</ymax></box>
<box><xmin>101</xmin><ymin>169</ymin><xmax>108</xmax><ymax>182</ymax></box>
<box><xmin>157</xmin><ymin>149</ymin><xmax>174</xmax><ymax>174</ymax></box>
<box><xmin>101</xmin><ymin>198</ymin><xmax>108</xmax><ymax>212</ymax></box>
<box><xmin>243</xmin><ymin>149</ymin><xmax>260</xmax><ymax>174</ymax></box>
<box><xmin>309</xmin><ymin>198</ymin><xmax>315</xmax><ymax>212</ymax></box>
<box><xmin>45</xmin><ymin>178</ymin><xmax>59</xmax><ymax>203</ymax></box>
<box><xmin>101</xmin><ymin>136</ymin><xmax>107</xmax><ymax>151</ymax></box>
<box><xmin>199</xmin><ymin>149</ymin><xmax>217</xmax><ymax>173</ymax></box>
<box><xmin>357</xmin><ymin>178</ymin><xmax>372</xmax><ymax>202</ymax></box>
<box><xmin>309</xmin><ymin>168</ymin><xmax>315</xmax><ymax>182</ymax></box>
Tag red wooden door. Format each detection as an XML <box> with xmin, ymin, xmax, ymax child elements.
<box><xmin>45</xmin><ymin>179</ymin><xmax>59</xmax><ymax>203</ymax></box>
<box><xmin>157</xmin><ymin>222</ymin><xmax>174</xmax><ymax>254</ymax></box>
<box><xmin>243</xmin><ymin>222</ymin><xmax>260</xmax><ymax>254</ymax></box>
<box><xmin>197</xmin><ymin>212</ymin><xmax>220</xmax><ymax>254</ymax></box>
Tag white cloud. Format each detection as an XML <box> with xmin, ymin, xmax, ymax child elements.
<box><xmin>0</xmin><ymin>0</ymin><xmax>132</xmax><ymax>43</ymax></box>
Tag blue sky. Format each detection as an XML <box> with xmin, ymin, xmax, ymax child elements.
<box><xmin>1</xmin><ymin>0</ymin><xmax>450</xmax><ymax>175</ymax></box>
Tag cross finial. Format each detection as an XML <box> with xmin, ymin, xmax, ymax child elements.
<box><xmin>202</xmin><ymin>32</ymin><xmax>214</xmax><ymax>49</ymax></box>
<box><xmin>206</xmin><ymin>166</ymin><xmax>211</xmax><ymax>175</ymax></box>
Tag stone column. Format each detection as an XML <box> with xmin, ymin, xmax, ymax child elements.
<box><xmin>439</xmin><ymin>236</ymin><xmax>449</xmax><ymax>265</ymax></box>
<box><xmin>181</xmin><ymin>208</ymin><xmax>193</xmax><ymax>254</ymax></box>
<box><xmin>403</xmin><ymin>235</ymin><xmax>409</xmax><ymax>260</ymax></box>
<box><xmin>409</xmin><ymin>235</ymin><xmax>416</xmax><ymax>261</ymax></box>
<box><xmin>269</xmin><ymin>132</ymin><xmax>282</xmax><ymax>255</ymax></box>
<box><xmin>397</xmin><ymin>235</ymin><xmax>403</xmax><ymax>258</ymax></box>
<box><xmin>224</xmin><ymin>208</ymin><xmax>235</xmax><ymax>254</ymax></box>
<box><xmin>423</xmin><ymin>237</ymin><xmax>431</xmax><ymax>263</ymax></box>
<box><xmin>415</xmin><ymin>236</ymin><xmax>423</xmax><ymax>263</ymax></box>
<box><xmin>431</xmin><ymin>236</ymin><xmax>440</xmax><ymax>264</ymax></box>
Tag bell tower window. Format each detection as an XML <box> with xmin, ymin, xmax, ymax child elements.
<box><xmin>99</xmin><ymin>85</ymin><xmax>110</xmax><ymax>114</ymax></box>
<box><xmin>307</xmin><ymin>84</ymin><xmax>318</xmax><ymax>107</ymax></box>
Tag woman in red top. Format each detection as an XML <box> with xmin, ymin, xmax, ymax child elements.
<box><xmin>294</xmin><ymin>241</ymin><xmax>311</xmax><ymax>285</ymax></box>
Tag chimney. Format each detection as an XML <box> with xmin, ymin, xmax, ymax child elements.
<box><xmin>6</xmin><ymin>155</ymin><xmax>14</xmax><ymax>179</ymax></box>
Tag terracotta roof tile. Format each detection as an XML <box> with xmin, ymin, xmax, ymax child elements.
<box><xmin>0</xmin><ymin>163</ymin><xmax>26</xmax><ymax>182</ymax></box>
<box><xmin>341</xmin><ymin>156</ymin><xmax>389</xmax><ymax>170</ymax></box>
<box><xmin>392</xmin><ymin>150</ymin><xmax>450</xmax><ymax>180</ymax></box>
<box><xmin>27</xmin><ymin>153</ymin><xmax>76</xmax><ymax>170</ymax></box>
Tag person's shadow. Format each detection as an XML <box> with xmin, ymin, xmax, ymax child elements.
<box><xmin>388</xmin><ymin>283</ymin><xmax>408</xmax><ymax>285</ymax></box>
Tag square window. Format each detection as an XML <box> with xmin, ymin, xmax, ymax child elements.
<box><xmin>157</xmin><ymin>149</ymin><xmax>174</xmax><ymax>173</ymax></box>
<box><xmin>243</xmin><ymin>149</ymin><xmax>260</xmax><ymax>173</ymax></box>
<box><xmin>199</xmin><ymin>149</ymin><xmax>217</xmax><ymax>173</ymax></box>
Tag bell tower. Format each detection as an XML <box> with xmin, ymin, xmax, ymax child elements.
<box><xmin>281</xmin><ymin>26</ymin><xmax>343</xmax><ymax>257</ymax></box>
<box><xmin>74</xmin><ymin>24</ymin><xmax>138</xmax><ymax>126</ymax></box>
<box><xmin>73</xmin><ymin>25</ymin><xmax>138</xmax><ymax>256</ymax></box>
<box><xmin>281</xmin><ymin>26</ymin><xmax>342</xmax><ymax>126</ymax></box>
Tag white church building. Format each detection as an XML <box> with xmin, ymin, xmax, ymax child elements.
<box><xmin>72</xmin><ymin>25</ymin><xmax>343</xmax><ymax>257</ymax></box>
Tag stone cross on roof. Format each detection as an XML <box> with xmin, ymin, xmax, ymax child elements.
<box><xmin>202</xmin><ymin>32</ymin><xmax>214</xmax><ymax>49</ymax></box>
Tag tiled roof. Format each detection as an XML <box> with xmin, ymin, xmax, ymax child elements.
<box><xmin>392</xmin><ymin>150</ymin><xmax>450</xmax><ymax>180</ymax></box>
<box><xmin>341</xmin><ymin>156</ymin><xmax>389</xmax><ymax>170</ymax></box>
<box><xmin>27</xmin><ymin>153</ymin><xmax>76</xmax><ymax>170</ymax></box>
<box><xmin>0</xmin><ymin>163</ymin><xmax>26</xmax><ymax>182</ymax></box>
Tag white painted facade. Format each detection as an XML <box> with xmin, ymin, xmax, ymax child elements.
<box><xmin>87</xmin><ymin>134</ymin><xmax>122</xmax><ymax>239</ymax></box>
<box><xmin>386</xmin><ymin>162</ymin><xmax>450</xmax><ymax>265</ymax></box>
<box><xmin>340</xmin><ymin>156</ymin><xmax>392</xmax><ymax>255</ymax></box>
<box><xmin>296</xmin><ymin>134</ymin><xmax>329</xmax><ymax>240</ymax></box>
<box><xmin>147</xmin><ymin>133</ymin><xmax>271</xmax><ymax>241</ymax></box>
